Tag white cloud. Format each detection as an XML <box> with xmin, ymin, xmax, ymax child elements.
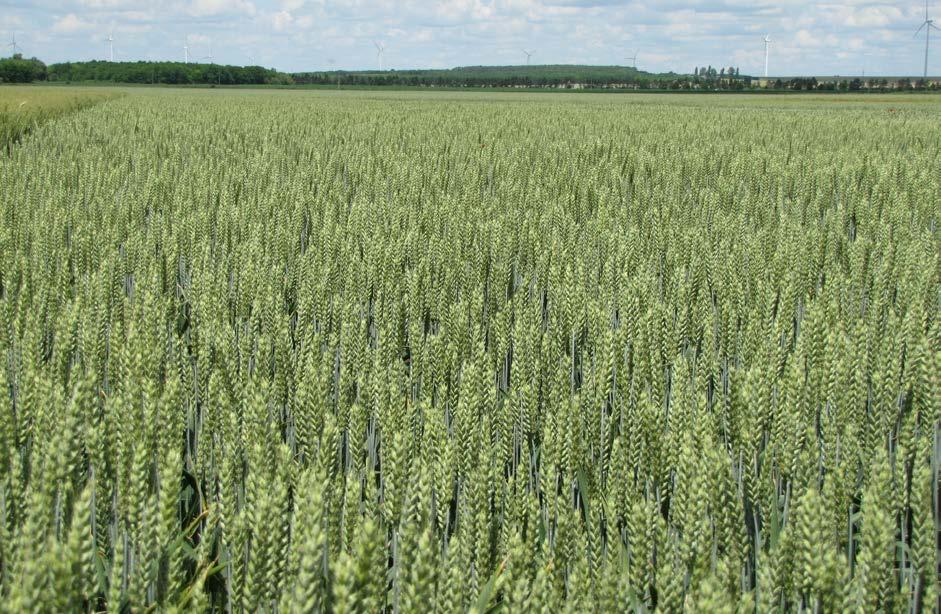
<box><xmin>78</xmin><ymin>0</ymin><xmax>149</xmax><ymax>7</ymax></box>
<box><xmin>187</xmin><ymin>0</ymin><xmax>256</xmax><ymax>17</ymax></box>
<box><xmin>271</xmin><ymin>9</ymin><xmax>293</xmax><ymax>30</ymax></box>
<box><xmin>1</xmin><ymin>15</ymin><xmax>25</xmax><ymax>29</ymax></box>
<box><xmin>845</xmin><ymin>6</ymin><xmax>903</xmax><ymax>28</ymax></box>
<box><xmin>794</xmin><ymin>29</ymin><xmax>820</xmax><ymax>47</ymax></box>
<box><xmin>52</xmin><ymin>13</ymin><xmax>93</xmax><ymax>33</ymax></box>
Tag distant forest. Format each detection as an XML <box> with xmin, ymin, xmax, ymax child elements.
<box><xmin>0</xmin><ymin>55</ymin><xmax>48</xmax><ymax>83</ymax></box>
<box><xmin>0</xmin><ymin>57</ymin><xmax>292</xmax><ymax>85</ymax></box>
<box><xmin>44</xmin><ymin>61</ymin><xmax>293</xmax><ymax>85</ymax></box>
<box><xmin>292</xmin><ymin>65</ymin><xmax>682</xmax><ymax>89</ymax></box>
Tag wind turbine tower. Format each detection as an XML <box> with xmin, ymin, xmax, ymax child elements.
<box><xmin>8</xmin><ymin>33</ymin><xmax>19</xmax><ymax>56</ymax></box>
<box><xmin>374</xmin><ymin>41</ymin><xmax>385</xmax><ymax>71</ymax></box>
<box><xmin>204</xmin><ymin>39</ymin><xmax>214</xmax><ymax>64</ymax></box>
<box><xmin>763</xmin><ymin>34</ymin><xmax>771</xmax><ymax>77</ymax></box>
<box><xmin>522</xmin><ymin>49</ymin><xmax>534</xmax><ymax>65</ymax></box>
<box><xmin>107</xmin><ymin>30</ymin><xmax>114</xmax><ymax>62</ymax></box>
<box><xmin>625</xmin><ymin>51</ymin><xmax>637</xmax><ymax>68</ymax></box>
<box><xmin>915</xmin><ymin>0</ymin><xmax>939</xmax><ymax>78</ymax></box>
<box><xmin>184</xmin><ymin>35</ymin><xmax>189</xmax><ymax>63</ymax></box>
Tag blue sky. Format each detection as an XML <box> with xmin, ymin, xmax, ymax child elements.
<box><xmin>2</xmin><ymin>1</ymin><xmax>938</xmax><ymax>76</ymax></box>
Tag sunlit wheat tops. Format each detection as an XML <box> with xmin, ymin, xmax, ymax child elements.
<box><xmin>0</xmin><ymin>88</ymin><xmax>939</xmax><ymax>612</ymax></box>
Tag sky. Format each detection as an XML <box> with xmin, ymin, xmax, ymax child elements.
<box><xmin>1</xmin><ymin>0</ymin><xmax>938</xmax><ymax>76</ymax></box>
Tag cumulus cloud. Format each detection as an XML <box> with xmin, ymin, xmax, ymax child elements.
<box><xmin>52</xmin><ymin>13</ymin><xmax>93</xmax><ymax>33</ymax></box>
<box><xmin>187</xmin><ymin>0</ymin><xmax>256</xmax><ymax>17</ymax></box>
<box><xmin>794</xmin><ymin>28</ymin><xmax>819</xmax><ymax>46</ymax></box>
<box><xmin>271</xmin><ymin>9</ymin><xmax>293</xmax><ymax>30</ymax></box>
<box><xmin>78</xmin><ymin>0</ymin><xmax>149</xmax><ymax>7</ymax></box>
<box><xmin>844</xmin><ymin>6</ymin><xmax>904</xmax><ymax>28</ymax></box>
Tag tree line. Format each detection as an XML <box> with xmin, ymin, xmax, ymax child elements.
<box><xmin>765</xmin><ymin>77</ymin><xmax>940</xmax><ymax>91</ymax></box>
<box><xmin>291</xmin><ymin>65</ymin><xmax>673</xmax><ymax>88</ymax></box>
<box><xmin>47</xmin><ymin>61</ymin><xmax>293</xmax><ymax>85</ymax></box>
<box><xmin>0</xmin><ymin>55</ymin><xmax>48</xmax><ymax>83</ymax></box>
<box><xmin>1</xmin><ymin>58</ymin><xmax>293</xmax><ymax>85</ymax></box>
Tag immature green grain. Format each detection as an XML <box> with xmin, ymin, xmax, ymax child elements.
<box><xmin>0</xmin><ymin>88</ymin><xmax>938</xmax><ymax>612</ymax></box>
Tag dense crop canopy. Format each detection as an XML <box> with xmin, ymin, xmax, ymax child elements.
<box><xmin>0</xmin><ymin>89</ymin><xmax>939</xmax><ymax>612</ymax></box>
<box><xmin>0</xmin><ymin>86</ymin><xmax>119</xmax><ymax>151</ymax></box>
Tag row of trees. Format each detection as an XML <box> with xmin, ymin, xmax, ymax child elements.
<box><xmin>0</xmin><ymin>55</ymin><xmax>48</xmax><ymax>83</ymax></box>
<box><xmin>282</xmin><ymin>70</ymin><xmax>941</xmax><ymax>92</ymax></box>
<box><xmin>291</xmin><ymin>65</ymin><xmax>674</xmax><ymax>89</ymax></box>
<box><xmin>763</xmin><ymin>77</ymin><xmax>941</xmax><ymax>91</ymax></box>
<box><xmin>694</xmin><ymin>66</ymin><xmax>741</xmax><ymax>78</ymax></box>
<box><xmin>294</xmin><ymin>65</ymin><xmax>941</xmax><ymax>92</ymax></box>
<box><xmin>46</xmin><ymin>61</ymin><xmax>293</xmax><ymax>85</ymax></box>
<box><xmin>0</xmin><ymin>59</ymin><xmax>294</xmax><ymax>85</ymax></box>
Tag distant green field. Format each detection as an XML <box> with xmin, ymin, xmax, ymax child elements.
<box><xmin>1</xmin><ymin>89</ymin><xmax>939</xmax><ymax>612</ymax></box>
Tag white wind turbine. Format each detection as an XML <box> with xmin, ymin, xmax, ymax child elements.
<box><xmin>522</xmin><ymin>49</ymin><xmax>534</xmax><ymax>65</ymax></box>
<box><xmin>625</xmin><ymin>51</ymin><xmax>637</xmax><ymax>68</ymax></box>
<box><xmin>763</xmin><ymin>34</ymin><xmax>771</xmax><ymax>77</ymax></box>
<box><xmin>184</xmin><ymin>35</ymin><xmax>189</xmax><ymax>63</ymax></box>
<box><xmin>915</xmin><ymin>0</ymin><xmax>939</xmax><ymax>78</ymax></box>
<box><xmin>203</xmin><ymin>38</ymin><xmax>214</xmax><ymax>64</ymax></box>
<box><xmin>374</xmin><ymin>41</ymin><xmax>385</xmax><ymax>71</ymax></box>
<box><xmin>861</xmin><ymin>51</ymin><xmax>870</xmax><ymax>77</ymax></box>
<box><xmin>8</xmin><ymin>32</ymin><xmax>20</xmax><ymax>56</ymax></box>
<box><xmin>106</xmin><ymin>29</ymin><xmax>115</xmax><ymax>62</ymax></box>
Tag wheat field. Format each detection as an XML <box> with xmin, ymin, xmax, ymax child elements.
<box><xmin>0</xmin><ymin>88</ymin><xmax>939</xmax><ymax>612</ymax></box>
<box><xmin>0</xmin><ymin>86</ymin><xmax>120</xmax><ymax>152</ymax></box>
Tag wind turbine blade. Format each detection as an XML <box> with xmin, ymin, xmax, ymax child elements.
<box><xmin>930</xmin><ymin>22</ymin><xmax>941</xmax><ymax>30</ymax></box>
<box><xmin>914</xmin><ymin>22</ymin><xmax>927</xmax><ymax>37</ymax></box>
